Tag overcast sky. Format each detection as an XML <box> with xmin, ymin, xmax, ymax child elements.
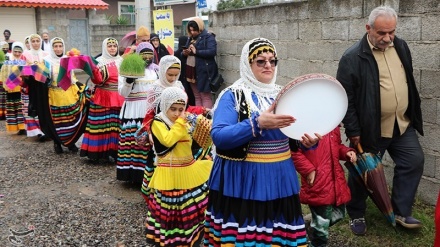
<box><xmin>206</xmin><ymin>0</ymin><xmax>218</xmax><ymax>10</ymax></box>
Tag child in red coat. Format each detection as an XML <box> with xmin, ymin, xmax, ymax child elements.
<box><xmin>292</xmin><ymin>126</ymin><xmax>356</xmax><ymax>247</ymax></box>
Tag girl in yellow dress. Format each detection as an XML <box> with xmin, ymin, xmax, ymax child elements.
<box><xmin>145</xmin><ymin>86</ymin><xmax>212</xmax><ymax>247</ymax></box>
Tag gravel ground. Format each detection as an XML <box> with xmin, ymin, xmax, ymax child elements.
<box><xmin>0</xmin><ymin>119</ymin><xmax>351</xmax><ymax>247</ymax></box>
<box><xmin>0</xmin><ymin>121</ymin><xmax>148</xmax><ymax>246</ymax></box>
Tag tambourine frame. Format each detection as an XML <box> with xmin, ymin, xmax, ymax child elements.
<box><xmin>274</xmin><ymin>73</ymin><xmax>348</xmax><ymax>140</ymax></box>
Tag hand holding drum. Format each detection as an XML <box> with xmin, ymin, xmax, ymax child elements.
<box><xmin>273</xmin><ymin>73</ymin><xmax>348</xmax><ymax>141</ymax></box>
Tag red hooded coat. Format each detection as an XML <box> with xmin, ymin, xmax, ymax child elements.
<box><xmin>292</xmin><ymin>127</ymin><xmax>353</xmax><ymax>207</ymax></box>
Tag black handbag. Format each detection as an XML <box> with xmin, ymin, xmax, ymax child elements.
<box><xmin>209</xmin><ymin>73</ymin><xmax>224</xmax><ymax>92</ymax></box>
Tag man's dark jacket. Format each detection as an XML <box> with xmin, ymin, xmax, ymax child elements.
<box><xmin>336</xmin><ymin>33</ymin><xmax>423</xmax><ymax>153</ymax></box>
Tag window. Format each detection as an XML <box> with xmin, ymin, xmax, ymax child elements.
<box><xmin>118</xmin><ymin>2</ymin><xmax>135</xmax><ymax>25</ymax></box>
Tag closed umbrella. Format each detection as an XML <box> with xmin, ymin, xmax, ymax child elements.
<box><xmin>345</xmin><ymin>144</ymin><xmax>396</xmax><ymax>227</ymax></box>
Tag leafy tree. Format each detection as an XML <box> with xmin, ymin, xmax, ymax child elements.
<box><xmin>217</xmin><ymin>0</ymin><xmax>260</xmax><ymax>11</ymax></box>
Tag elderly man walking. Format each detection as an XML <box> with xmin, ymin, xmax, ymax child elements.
<box><xmin>336</xmin><ymin>5</ymin><xmax>424</xmax><ymax>235</ymax></box>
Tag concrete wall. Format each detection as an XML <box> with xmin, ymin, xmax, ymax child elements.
<box><xmin>210</xmin><ymin>0</ymin><xmax>440</xmax><ymax>204</ymax></box>
<box><xmin>89</xmin><ymin>24</ymin><xmax>135</xmax><ymax>56</ymax></box>
<box><xmin>35</xmin><ymin>8</ymin><xmax>70</xmax><ymax>44</ymax></box>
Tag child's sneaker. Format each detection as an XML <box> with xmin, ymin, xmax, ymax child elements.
<box><xmin>350</xmin><ymin>217</ymin><xmax>367</xmax><ymax>235</ymax></box>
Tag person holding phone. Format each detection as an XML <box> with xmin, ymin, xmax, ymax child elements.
<box><xmin>174</xmin><ymin>35</ymin><xmax>195</xmax><ymax>106</ymax></box>
<box><xmin>181</xmin><ymin>17</ymin><xmax>218</xmax><ymax>109</ymax></box>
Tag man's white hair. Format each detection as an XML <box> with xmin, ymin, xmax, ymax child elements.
<box><xmin>368</xmin><ymin>6</ymin><xmax>398</xmax><ymax>28</ymax></box>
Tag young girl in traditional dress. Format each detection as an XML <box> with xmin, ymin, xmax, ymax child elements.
<box><xmin>80</xmin><ymin>37</ymin><xmax>125</xmax><ymax>161</ymax></box>
<box><xmin>0</xmin><ymin>42</ymin><xmax>26</xmax><ymax>134</ymax></box>
<box><xmin>43</xmin><ymin>37</ymin><xmax>88</xmax><ymax>154</ymax></box>
<box><xmin>145</xmin><ymin>86</ymin><xmax>212</xmax><ymax>246</ymax></box>
<box><xmin>117</xmin><ymin>42</ymin><xmax>158</xmax><ymax>183</ymax></box>
<box><xmin>140</xmin><ymin>55</ymin><xmax>206</xmax><ymax>198</ymax></box>
<box><xmin>21</xmin><ymin>34</ymin><xmax>48</xmax><ymax>141</ymax></box>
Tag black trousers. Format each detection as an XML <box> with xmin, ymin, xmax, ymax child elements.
<box><xmin>347</xmin><ymin>125</ymin><xmax>424</xmax><ymax>218</ymax></box>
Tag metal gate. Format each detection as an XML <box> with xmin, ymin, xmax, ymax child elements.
<box><xmin>68</xmin><ymin>19</ymin><xmax>89</xmax><ymax>55</ymax></box>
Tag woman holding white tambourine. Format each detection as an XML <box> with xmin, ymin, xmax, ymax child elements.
<box><xmin>204</xmin><ymin>38</ymin><xmax>320</xmax><ymax>247</ymax></box>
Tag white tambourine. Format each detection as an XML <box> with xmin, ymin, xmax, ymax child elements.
<box><xmin>274</xmin><ymin>73</ymin><xmax>348</xmax><ymax>140</ymax></box>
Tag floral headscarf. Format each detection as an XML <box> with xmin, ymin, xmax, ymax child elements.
<box><xmin>157</xmin><ymin>87</ymin><xmax>188</xmax><ymax>127</ymax></box>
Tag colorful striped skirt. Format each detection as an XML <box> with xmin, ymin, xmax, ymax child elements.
<box><xmin>80</xmin><ymin>102</ymin><xmax>121</xmax><ymax>160</ymax></box>
<box><xmin>5</xmin><ymin>92</ymin><xmax>25</xmax><ymax>132</ymax></box>
<box><xmin>0</xmin><ymin>85</ymin><xmax>6</xmax><ymax>120</ymax></box>
<box><xmin>50</xmin><ymin>93</ymin><xmax>88</xmax><ymax>147</ymax></box>
<box><xmin>145</xmin><ymin>183</ymin><xmax>209</xmax><ymax>247</ymax></box>
<box><xmin>116</xmin><ymin>117</ymin><xmax>149</xmax><ymax>183</ymax></box>
<box><xmin>22</xmin><ymin>93</ymin><xmax>44</xmax><ymax>137</ymax></box>
<box><xmin>141</xmin><ymin>152</ymin><xmax>156</xmax><ymax>201</ymax></box>
<box><xmin>204</xmin><ymin>190</ymin><xmax>308</xmax><ymax>247</ymax></box>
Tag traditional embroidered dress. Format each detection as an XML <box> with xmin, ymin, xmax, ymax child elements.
<box><xmin>0</xmin><ymin>42</ymin><xmax>25</xmax><ymax>131</ymax></box>
<box><xmin>80</xmin><ymin>38</ymin><xmax>125</xmax><ymax>161</ymax></box>
<box><xmin>0</xmin><ymin>48</ymin><xmax>6</xmax><ymax>119</ymax></box>
<box><xmin>145</xmin><ymin>87</ymin><xmax>212</xmax><ymax>246</ymax></box>
<box><xmin>140</xmin><ymin>55</ymin><xmax>205</xmax><ymax>199</ymax></box>
<box><xmin>117</xmin><ymin>42</ymin><xmax>159</xmax><ymax>183</ymax></box>
<box><xmin>21</xmin><ymin>34</ymin><xmax>48</xmax><ymax>138</ymax></box>
<box><xmin>0</xmin><ymin>85</ymin><xmax>6</xmax><ymax>120</ymax></box>
<box><xmin>43</xmin><ymin>37</ymin><xmax>88</xmax><ymax>149</ymax></box>
<box><xmin>204</xmin><ymin>38</ymin><xmax>307</xmax><ymax>247</ymax></box>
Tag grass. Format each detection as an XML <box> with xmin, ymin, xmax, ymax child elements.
<box><xmin>302</xmin><ymin>196</ymin><xmax>436</xmax><ymax>247</ymax></box>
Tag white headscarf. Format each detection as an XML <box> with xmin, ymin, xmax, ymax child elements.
<box><xmin>157</xmin><ymin>87</ymin><xmax>188</xmax><ymax>127</ymax></box>
<box><xmin>43</xmin><ymin>37</ymin><xmax>66</xmax><ymax>83</ymax></box>
<box><xmin>24</xmin><ymin>36</ymin><xmax>31</xmax><ymax>51</ymax></box>
<box><xmin>44</xmin><ymin>37</ymin><xmax>66</xmax><ymax>64</ymax></box>
<box><xmin>24</xmin><ymin>34</ymin><xmax>47</xmax><ymax>64</ymax></box>
<box><xmin>97</xmin><ymin>37</ymin><xmax>122</xmax><ymax>67</ymax></box>
<box><xmin>28</xmin><ymin>34</ymin><xmax>43</xmax><ymax>52</ymax></box>
<box><xmin>10</xmin><ymin>42</ymin><xmax>24</xmax><ymax>60</ymax></box>
<box><xmin>212</xmin><ymin>38</ymin><xmax>281</xmax><ymax>116</ymax></box>
<box><xmin>146</xmin><ymin>55</ymin><xmax>184</xmax><ymax>114</ymax></box>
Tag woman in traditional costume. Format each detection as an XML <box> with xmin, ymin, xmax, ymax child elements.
<box><xmin>43</xmin><ymin>37</ymin><xmax>88</xmax><ymax>153</ymax></box>
<box><xmin>0</xmin><ymin>42</ymin><xmax>26</xmax><ymax>134</ymax></box>
<box><xmin>80</xmin><ymin>37</ymin><xmax>125</xmax><ymax>161</ymax></box>
<box><xmin>116</xmin><ymin>42</ymin><xmax>158</xmax><ymax>183</ymax></box>
<box><xmin>145</xmin><ymin>86</ymin><xmax>212</xmax><ymax>246</ymax></box>
<box><xmin>0</xmin><ymin>42</ymin><xmax>10</xmax><ymax>120</ymax></box>
<box><xmin>21</xmin><ymin>34</ymin><xmax>48</xmax><ymax>141</ymax></box>
<box><xmin>204</xmin><ymin>38</ymin><xmax>317</xmax><ymax>246</ymax></box>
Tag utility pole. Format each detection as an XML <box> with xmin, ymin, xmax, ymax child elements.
<box><xmin>136</xmin><ymin>0</ymin><xmax>151</xmax><ymax>31</ymax></box>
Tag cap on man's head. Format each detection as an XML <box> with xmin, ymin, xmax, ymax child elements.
<box><xmin>136</xmin><ymin>26</ymin><xmax>150</xmax><ymax>38</ymax></box>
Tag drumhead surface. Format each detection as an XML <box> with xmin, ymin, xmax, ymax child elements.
<box><xmin>274</xmin><ymin>74</ymin><xmax>347</xmax><ymax>140</ymax></box>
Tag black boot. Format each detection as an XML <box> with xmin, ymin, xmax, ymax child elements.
<box><xmin>68</xmin><ymin>144</ymin><xmax>79</xmax><ymax>153</ymax></box>
<box><xmin>17</xmin><ymin>129</ymin><xmax>26</xmax><ymax>135</ymax></box>
<box><xmin>54</xmin><ymin>143</ymin><xmax>63</xmax><ymax>154</ymax></box>
<box><xmin>38</xmin><ymin>134</ymin><xmax>47</xmax><ymax>142</ymax></box>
